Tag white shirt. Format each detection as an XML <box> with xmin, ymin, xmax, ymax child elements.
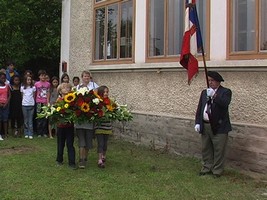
<box><xmin>203</xmin><ymin>88</ymin><xmax>218</xmax><ymax>122</ymax></box>
<box><xmin>77</xmin><ymin>81</ymin><xmax>99</xmax><ymax>90</ymax></box>
<box><xmin>21</xmin><ymin>86</ymin><xmax>36</xmax><ymax>106</ymax></box>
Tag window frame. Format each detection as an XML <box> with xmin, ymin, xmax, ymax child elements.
<box><xmin>145</xmin><ymin>0</ymin><xmax>210</xmax><ymax>63</ymax></box>
<box><xmin>93</xmin><ymin>0</ymin><xmax>135</xmax><ymax>64</ymax></box>
<box><xmin>227</xmin><ymin>0</ymin><xmax>267</xmax><ymax>60</ymax></box>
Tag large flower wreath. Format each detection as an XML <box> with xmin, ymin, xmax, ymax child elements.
<box><xmin>37</xmin><ymin>87</ymin><xmax>133</xmax><ymax>125</ymax></box>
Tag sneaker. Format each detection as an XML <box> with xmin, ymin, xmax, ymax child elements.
<box><xmin>25</xmin><ymin>135</ymin><xmax>29</xmax><ymax>139</ymax></box>
<box><xmin>29</xmin><ymin>136</ymin><xmax>33</xmax><ymax>139</ymax></box>
<box><xmin>0</xmin><ymin>135</ymin><xmax>3</xmax><ymax>141</ymax></box>
<box><xmin>37</xmin><ymin>135</ymin><xmax>41</xmax><ymax>138</ymax></box>
<box><xmin>43</xmin><ymin>134</ymin><xmax>48</xmax><ymax>138</ymax></box>
<box><xmin>98</xmin><ymin>159</ymin><xmax>105</xmax><ymax>168</ymax></box>
<box><xmin>79</xmin><ymin>160</ymin><xmax>85</xmax><ymax>169</ymax></box>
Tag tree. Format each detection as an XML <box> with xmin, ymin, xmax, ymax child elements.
<box><xmin>0</xmin><ymin>0</ymin><xmax>61</xmax><ymax>77</ymax></box>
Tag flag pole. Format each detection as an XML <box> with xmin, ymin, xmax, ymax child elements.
<box><xmin>201</xmin><ymin>46</ymin><xmax>209</xmax><ymax>88</ymax></box>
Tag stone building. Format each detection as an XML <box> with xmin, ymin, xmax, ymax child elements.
<box><xmin>60</xmin><ymin>0</ymin><xmax>267</xmax><ymax>174</ymax></box>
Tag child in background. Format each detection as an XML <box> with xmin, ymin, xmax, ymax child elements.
<box><xmin>35</xmin><ymin>70</ymin><xmax>50</xmax><ymax>137</ymax></box>
<box><xmin>0</xmin><ymin>72</ymin><xmax>11</xmax><ymax>140</ymax></box>
<box><xmin>95</xmin><ymin>86</ymin><xmax>113</xmax><ymax>168</ymax></box>
<box><xmin>9</xmin><ymin>75</ymin><xmax>23</xmax><ymax>137</ymax></box>
<box><xmin>47</xmin><ymin>76</ymin><xmax>59</xmax><ymax>138</ymax></box>
<box><xmin>72</xmin><ymin>76</ymin><xmax>80</xmax><ymax>87</ymax></box>
<box><xmin>45</xmin><ymin>74</ymin><xmax>50</xmax><ymax>82</ymax></box>
<box><xmin>61</xmin><ymin>73</ymin><xmax>70</xmax><ymax>83</ymax></box>
<box><xmin>24</xmin><ymin>70</ymin><xmax>34</xmax><ymax>78</ymax></box>
<box><xmin>56</xmin><ymin>82</ymin><xmax>76</xmax><ymax>169</ymax></box>
<box><xmin>21</xmin><ymin>75</ymin><xmax>36</xmax><ymax>139</ymax></box>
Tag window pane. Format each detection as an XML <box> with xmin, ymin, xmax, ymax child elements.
<box><xmin>107</xmin><ymin>5</ymin><xmax>118</xmax><ymax>59</ymax></box>
<box><xmin>260</xmin><ymin>0</ymin><xmax>267</xmax><ymax>51</ymax></box>
<box><xmin>168</xmin><ymin>0</ymin><xmax>184</xmax><ymax>55</ymax></box>
<box><xmin>232</xmin><ymin>0</ymin><xmax>256</xmax><ymax>51</ymax></box>
<box><xmin>149</xmin><ymin>0</ymin><xmax>164</xmax><ymax>56</ymax></box>
<box><xmin>196</xmin><ymin>0</ymin><xmax>206</xmax><ymax>51</ymax></box>
<box><xmin>120</xmin><ymin>1</ymin><xmax>133</xmax><ymax>58</ymax></box>
<box><xmin>95</xmin><ymin>8</ymin><xmax>105</xmax><ymax>60</ymax></box>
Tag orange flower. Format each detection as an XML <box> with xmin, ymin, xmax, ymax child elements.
<box><xmin>106</xmin><ymin>105</ymin><xmax>114</xmax><ymax>111</ymax></box>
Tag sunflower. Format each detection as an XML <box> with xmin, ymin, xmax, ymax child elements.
<box><xmin>64</xmin><ymin>103</ymin><xmax>69</xmax><ymax>109</ymax></box>
<box><xmin>64</xmin><ymin>92</ymin><xmax>76</xmax><ymax>103</ymax></box>
<box><xmin>81</xmin><ymin>102</ymin><xmax>90</xmax><ymax>112</ymax></box>
<box><xmin>56</xmin><ymin>107</ymin><xmax>61</xmax><ymax>112</ymax></box>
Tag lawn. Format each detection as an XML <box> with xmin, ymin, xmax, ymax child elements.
<box><xmin>0</xmin><ymin>136</ymin><xmax>266</xmax><ymax>200</ymax></box>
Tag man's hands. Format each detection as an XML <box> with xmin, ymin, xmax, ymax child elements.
<box><xmin>194</xmin><ymin>124</ymin><xmax>200</xmax><ymax>132</ymax></box>
<box><xmin>206</xmin><ymin>88</ymin><xmax>215</xmax><ymax>97</ymax></box>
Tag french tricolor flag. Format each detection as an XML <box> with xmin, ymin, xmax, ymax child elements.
<box><xmin>180</xmin><ymin>0</ymin><xmax>203</xmax><ymax>84</ymax></box>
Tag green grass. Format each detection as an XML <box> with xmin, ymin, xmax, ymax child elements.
<box><xmin>0</xmin><ymin>136</ymin><xmax>266</xmax><ymax>200</ymax></box>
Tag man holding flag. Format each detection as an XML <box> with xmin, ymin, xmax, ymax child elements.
<box><xmin>180</xmin><ymin>1</ymin><xmax>232</xmax><ymax>178</ymax></box>
<box><xmin>195</xmin><ymin>71</ymin><xmax>232</xmax><ymax>178</ymax></box>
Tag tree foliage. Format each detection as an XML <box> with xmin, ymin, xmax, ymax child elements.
<box><xmin>0</xmin><ymin>0</ymin><xmax>61</xmax><ymax>76</ymax></box>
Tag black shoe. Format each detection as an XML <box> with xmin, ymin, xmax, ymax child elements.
<box><xmin>213</xmin><ymin>174</ymin><xmax>221</xmax><ymax>178</ymax></box>
<box><xmin>198</xmin><ymin>171</ymin><xmax>211</xmax><ymax>176</ymax></box>
<box><xmin>56</xmin><ymin>161</ymin><xmax>63</xmax><ymax>166</ymax></box>
<box><xmin>69</xmin><ymin>164</ymin><xmax>77</xmax><ymax>170</ymax></box>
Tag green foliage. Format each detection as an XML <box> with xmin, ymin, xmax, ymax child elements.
<box><xmin>0</xmin><ymin>0</ymin><xmax>61</xmax><ymax>72</ymax></box>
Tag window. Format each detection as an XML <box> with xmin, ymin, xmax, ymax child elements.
<box><xmin>94</xmin><ymin>0</ymin><xmax>133</xmax><ymax>63</ymax></box>
<box><xmin>147</xmin><ymin>0</ymin><xmax>209</xmax><ymax>62</ymax></box>
<box><xmin>228</xmin><ymin>0</ymin><xmax>267</xmax><ymax>59</ymax></box>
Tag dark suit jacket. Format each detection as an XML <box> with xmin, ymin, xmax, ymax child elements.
<box><xmin>195</xmin><ymin>85</ymin><xmax>232</xmax><ymax>134</ymax></box>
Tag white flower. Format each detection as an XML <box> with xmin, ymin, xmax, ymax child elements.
<box><xmin>92</xmin><ymin>98</ymin><xmax>100</xmax><ymax>105</ymax></box>
<box><xmin>76</xmin><ymin>87</ymin><xmax>88</xmax><ymax>96</ymax></box>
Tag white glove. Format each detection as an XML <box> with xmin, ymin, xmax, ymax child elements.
<box><xmin>194</xmin><ymin>124</ymin><xmax>200</xmax><ymax>132</ymax></box>
<box><xmin>206</xmin><ymin>88</ymin><xmax>215</xmax><ymax>97</ymax></box>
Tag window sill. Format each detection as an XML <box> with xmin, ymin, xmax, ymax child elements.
<box><xmin>89</xmin><ymin>59</ymin><xmax>267</xmax><ymax>72</ymax></box>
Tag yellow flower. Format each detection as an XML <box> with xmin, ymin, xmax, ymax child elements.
<box><xmin>106</xmin><ymin>105</ymin><xmax>114</xmax><ymax>111</ymax></box>
<box><xmin>56</xmin><ymin>107</ymin><xmax>61</xmax><ymax>112</ymax></box>
<box><xmin>64</xmin><ymin>92</ymin><xmax>76</xmax><ymax>103</ymax></box>
<box><xmin>81</xmin><ymin>102</ymin><xmax>90</xmax><ymax>112</ymax></box>
<box><xmin>64</xmin><ymin>103</ymin><xmax>69</xmax><ymax>109</ymax></box>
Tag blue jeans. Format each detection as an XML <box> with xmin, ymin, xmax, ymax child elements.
<box><xmin>22</xmin><ymin>106</ymin><xmax>35</xmax><ymax>136</ymax></box>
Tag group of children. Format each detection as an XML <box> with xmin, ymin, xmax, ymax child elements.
<box><xmin>0</xmin><ymin>67</ymin><xmax>113</xmax><ymax>169</ymax></box>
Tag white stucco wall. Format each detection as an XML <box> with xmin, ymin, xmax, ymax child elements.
<box><xmin>60</xmin><ymin>0</ymin><xmax>71</xmax><ymax>75</ymax></box>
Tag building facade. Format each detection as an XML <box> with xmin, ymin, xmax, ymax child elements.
<box><xmin>61</xmin><ymin>0</ymin><xmax>267</xmax><ymax>174</ymax></box>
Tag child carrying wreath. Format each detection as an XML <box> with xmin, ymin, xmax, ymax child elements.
<box><xmin>95</xmin><ymin>86</ymin><xmax>113</xmax><ymax>168</ymax></box>
<box><xmin>56</xmin><ymin>83</ymin><xmax>76</xmax><ymax>169</ymax></box>
<box><xmin>37</xmin><ymin>83</ymin><xmax>133</xmax><ymax>169</ymax></box>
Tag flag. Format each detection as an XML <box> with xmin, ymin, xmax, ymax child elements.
<box><xmin>180</xmin><ymin>0</ymin><xmax>203</xmax><ymax>84</ymax></box>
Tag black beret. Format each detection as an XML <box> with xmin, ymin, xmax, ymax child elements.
<box><xmin>207</xmin><ymin>71</ymin><xmax>224</xmax><ymax>82</ymax></box>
